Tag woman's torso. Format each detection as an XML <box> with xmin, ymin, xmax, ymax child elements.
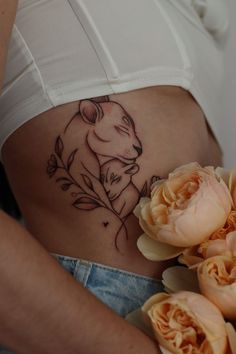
<box><xmin>2</xmin><ymin>86</ymin><xmax>221</xmax><ymax>277</ymax></box>
<box><xmin>0</xmin><ymin>0</ymin><xmax>224</xmax><ymax>277</ymax></box>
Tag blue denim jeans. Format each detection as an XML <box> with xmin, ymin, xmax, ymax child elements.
<box><xmin>0</xmin><ymin>254</ymin><xmax>163</xmax><ymax>353</ymax></box>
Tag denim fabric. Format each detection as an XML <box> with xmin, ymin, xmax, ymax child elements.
<box><xmin>0</xmin><ymin>255</ymin><xmax>164</xmax><ymax>353</ymax></box>
<box><xmin>54</xmin><ymin>254</ymin><xmax>164</xmax><ymax>317</ymax></box>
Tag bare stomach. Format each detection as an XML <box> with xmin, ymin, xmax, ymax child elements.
<box><xmin>2</xmin><ymin>86</ymin><xmax>221</xmax><ymax>278</ymax></box>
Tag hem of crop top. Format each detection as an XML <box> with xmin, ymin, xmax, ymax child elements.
<box><xmin>0</xmin><ymin>71</ymin><xmax>220</xmax><ymax>163</ymax></box>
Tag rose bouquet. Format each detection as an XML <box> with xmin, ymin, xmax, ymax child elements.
<box><xmin>128</xmin><ymin>162</ymin><xmax>236</xmax><ymax>354</ymax></box>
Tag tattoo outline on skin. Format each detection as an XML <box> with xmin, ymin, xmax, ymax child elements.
<box><xmin>47</xmin><ymin>96</ymin><xmax>160</xmax><ymax>250</ymax></box>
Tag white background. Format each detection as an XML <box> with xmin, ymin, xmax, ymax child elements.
<box><xmin>220</xmin><ymin>0</ymin><xmax>236</xmax><ymax>167</ymax></box>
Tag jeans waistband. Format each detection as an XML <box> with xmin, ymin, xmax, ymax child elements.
<box><xmin>52</xmin><ymin>252</ymin><xmax>164</xmax><ymax>317</ymax></box>
<box><xmin>51</xmin><ymin>252</ymin><xmax>160</xmax><ymax>283</ymax></box>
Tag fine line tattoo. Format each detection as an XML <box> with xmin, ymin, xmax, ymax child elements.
<box><xmin>47</xmin><ymin>96</ymin><xmax>160</xmax><ymax>250</ymax></box>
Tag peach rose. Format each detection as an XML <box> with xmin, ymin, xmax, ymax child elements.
<box><xmin>225</xmin><ymin>322</ymin><xmax>236</xmax><ymax>354</ymax></box>
<box><xmin>198</xmin><ymin>255</ymin><xmax>236</xmax><ymax>320</ymax></box>
<box><xmin>199</xmin><ymin>232</ymin><xmax>236</xmax><ymax>259</ymax></box>
<box><xmin>216</xmin><ymin>167</ymin><xmax>236</xmax><ymax>209</ymax></box>
<box><xmin>179</xmin><ymin>245</ymin><xmax>205</xmax><ymax>267</ymax></box>
<box><xmin>179</xmin><ymin>216</ymin><xmax>236</xmax><ymax>267</ymax></box>
<box><xmin>134</xmin><ymin>163</ymin><xmax>232</xmax><ymax>259</ymax></box>
<box><xmin>210</xmin><ymin>211</ymin><xmax>236</xmax><ymax>241</ymax></box>
<box><xmin>142</xmin><ymin>291</ymin><xmax>227</xmax><ymax>354</ymax></box>
<box><xmin>229</xmin><ymin>168</ymin><xmax>236</xmax><ymax>208</ymax></box>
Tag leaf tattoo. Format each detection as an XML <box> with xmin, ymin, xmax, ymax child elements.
<box><xmin>55</xmin><ymin>136</ymin><xmax>64</xmax><ymax>158</ymax></box>
<box><xmin>73</xmin><ymin>197</ymin><xmax>101</xmax><ymax>210</ymax></box>
<box><xmin>81</xmin><ymin>174</ymin><xmax>93</xmax><ymax>190</ymax></box>
<box><xmin>67</xmin><ymin>149</ymin><xmax>78</xmax><ymax>170</ymax></box>
<box><xmin>61</xmin><ymin>183</ymin><xmax>73</xmax><ymax>191</ymax></box>
<box><xmin>56</xmin><ymin>177</ymin><xmax>72</xmax><ymax>183</ymax></box>
<box><xmin>47</xmin><ymin>154</ymin><xmax>58</xmax><ymax>178</ymax></box>
<box><xmin>140</xmin><ymin>181</ymin><xmax>148</xmax><ymax>197</ymax></box>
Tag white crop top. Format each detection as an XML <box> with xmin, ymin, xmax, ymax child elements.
<box><xmin>0</xmin><ymin>0</ymin><xmax>229</xmax><ymax>157</ymax></box>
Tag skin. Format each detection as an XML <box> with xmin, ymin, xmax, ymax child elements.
<box><xmin>0</xmin><ymin>211</ymin><xmax>160</xmax><ymax>354</ymax></box>
<box><xmin>2</xmin><ymin>87</ymin><xmax>222</xmax><ymax>274</ymax></box>
<box><xmin>0</xmin><ymin>0</ymin><xmax>18</xmax><ymax>89</ymax></box>
<box><xmin>0</xmin><ymin>2</ymin><xmax>161</xmax><ymax>353</ymax></box>
<box><xmin>0</xmin><ymin>2</ymin><xmax>222</xmax><ymax>353</ymax></box>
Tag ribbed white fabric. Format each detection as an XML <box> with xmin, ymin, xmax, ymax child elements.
<box><xmin>0</xmin><ymin>0</ymin><xmax>229</xmax><ymax>157</ymax></box>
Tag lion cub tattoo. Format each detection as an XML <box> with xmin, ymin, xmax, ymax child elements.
<box><xmin>100</xmin><ymin>159</ymin><xmax>140</xmax><ymax>218</ymax></box>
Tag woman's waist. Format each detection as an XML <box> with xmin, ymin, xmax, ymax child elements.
<box><xmin>21</xmin><ymin>206</ymin><xmax>174</xmax><ymax>278</ymax></box>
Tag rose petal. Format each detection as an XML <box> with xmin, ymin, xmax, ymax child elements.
<box><xmin>180</xmin><ymin>230</ymin><xmax>236</xmax><ymax>267</ymax></box>
<box><xmin>162</xmin><ymin>266</ymin><xmax>200</xmax><ymax>293</ymax></box>
<box><xmin>142</xmin><ymin>293</ymin><xmax>170</xmax><ymax>314</ymax></box>
<box><xmin>229</xmin><ymin>168</ymin><xmax>236</xmax><ymax>208</ymax></box>
<box><xmin>225</xmin><ymin>322</ymin><xmax>236</xmax><ymax>354</ymax></box>
<box><xmin>204</xmin><ymin>232</ymin><xmax>236</xmax><ymax>259</ymax></box>
<box><xmin>215</xmin><ymin>167</ymin><xmax>230</xmax><ymax>186</ymax></box>
<box><xmin>159</xmin><ymin>346</ymin><xmax>173</xmax><ymax>354</ymax></box>
<box><xmin>178</xmin><ymin>246</ymin><xmax>204</xmax><ymax>267</ymax></box>
<box><xmin>226</xmin><ymin>232</ymin><xmax>236</xmax><ymax>257</ymax></box>
<box><xmin>133</xmin><ymin>198</ymin><xmax>150</xmax><ymax>218</ymax></box>
<box><xmin>137</xmin><ymin>234</ymin><xmax>184</xmax><ymax>261</ymax></box>
<box><xmin>216</xmin><ymin>166</ymin><xmax>236</xmax><ymax>208</ymax></box>
<box><xmin>198</xmin><ymin>255</ymin><xmax>236</xmax><ymax>319</ymax></box>
<box><xmin>141</xmin><ymin>293</ymin><xmax>170</xmax><ymax>329</ymax></box>
<box><xmin>210</xmin><ymin>211</ymin><xmax>236</xmax><ymax>241</ymax></box>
